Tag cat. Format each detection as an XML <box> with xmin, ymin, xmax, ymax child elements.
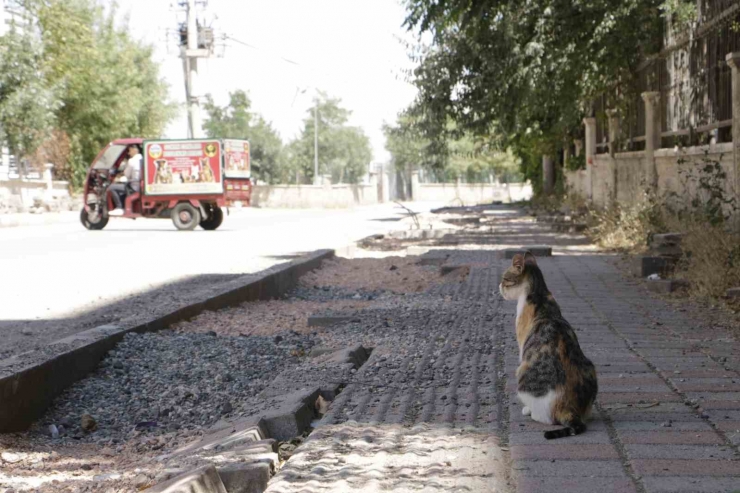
<box><xmin>499</xmin><ymin>251</ymin><xmax>598</xmax><ymax>439</ymax></box>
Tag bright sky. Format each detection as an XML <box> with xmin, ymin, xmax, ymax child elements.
<box><xmin>118</xmin><ymin>0</ymin><xmax>420</xmax><ymax>163</ymax></box>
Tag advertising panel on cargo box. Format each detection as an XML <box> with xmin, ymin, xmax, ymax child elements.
<box><xmin>223</xmin><ymin>139</ymin><xmax>251</xmax><ymax>179</ymax></box>
<box><xmin>144</xmin><ymin>139</ymin><xmax>224</xmax><ymax>195</ymax></box>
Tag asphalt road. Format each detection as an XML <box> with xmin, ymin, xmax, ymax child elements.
<box><xmin>0</xmin><ymin>202</ymin><xmax>437</xmax><ymax>359</ymax></box>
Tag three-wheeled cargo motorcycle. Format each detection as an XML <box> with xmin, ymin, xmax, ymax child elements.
<box><xmin>80</xmin><ymin>138</ymin><xmax>252</xmax><ymax>231</ymax></box>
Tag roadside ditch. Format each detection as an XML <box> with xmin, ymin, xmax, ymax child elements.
<box><xmin>0</xmin><ymin>255</ymin><xmax>469</xmax><ymax>493</ymax></box>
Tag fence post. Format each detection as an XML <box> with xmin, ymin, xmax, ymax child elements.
<box><xmin>641</xmin><ymin>91</ymin><xmax>660</xmax><ymax>191</ymax></box>
<box><xmin>542</xmin><ymin>155</ymin><xmax>554</xmax><ymax>194</ymax></box>
<box><xmin>583</xmin><ymin>117</ymin><xmax>596</xmax><ymax>200</ymax></box>
<box><xmin>726</xmin><ymin>52</ymin><xmax>740</xmax><ymax>219</ymax></box>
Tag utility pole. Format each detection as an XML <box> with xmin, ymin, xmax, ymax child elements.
<box><xmin>314</xmin><ymin>100</ymin><xmax>319</xmax><ymax>185</ymax></box>
<box><xmin>179</xmin><ymin>0</ymin><xmax>214</xmax><ymax>139</ymax></box>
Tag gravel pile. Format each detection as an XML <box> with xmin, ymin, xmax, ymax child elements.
<box><xmin>35</xmin><ymin>330</ymin><xmax>316</xmax><ymax>445</ymax></box>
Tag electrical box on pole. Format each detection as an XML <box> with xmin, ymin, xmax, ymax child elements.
<box><xmin>177</xmin><ymin>0</ymin><xmax>214</xmax><ymax>139</ymax></box>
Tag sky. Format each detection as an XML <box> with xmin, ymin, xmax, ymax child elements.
<box><xmin>117</xmin><ymin>0</ymin><xmax>421</xmax><ymax>164</ymax></box>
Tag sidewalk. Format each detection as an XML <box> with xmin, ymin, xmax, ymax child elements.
<box><xmin>267</xmin><ymin>206</ymin><xmax>740</xmax><ymax>493</ymax></box>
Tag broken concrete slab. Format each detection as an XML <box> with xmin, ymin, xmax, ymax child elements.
<box><xmin>217</xmin><ymin>463</ymin><xmax>271</xmax><ymax>493</ymax></box>
<box><xmin>148</xmin><ymin>464</ymin><xmax>227</xmax><ymax>493</ymax></box>
<box><xmin>503</xmin><ymin>245</ymin><xmax>553</xmax><ymax>259</ymax></box>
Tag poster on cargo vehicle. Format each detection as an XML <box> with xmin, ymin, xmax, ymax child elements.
<box><xmin>143</xmin><ymin>139</ymin><xmax>223</xmax><ymax>195</ymax></box>
<box><xmin>223</xmin><ymin>139</ymin><xmax>251</xmax><ymax>179</ymax></box>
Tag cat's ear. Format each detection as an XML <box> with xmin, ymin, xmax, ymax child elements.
<box><xmin>524</xmin><ymin>251</ymin><xmax>537</xmax><ymax>266</ymax></box>
<box><xmin>512</xmin><ymin>254</ymin><xmax>525</xmax><ymax>273</ymax></box>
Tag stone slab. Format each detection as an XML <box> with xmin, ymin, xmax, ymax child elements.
<box><xmin>217</xmin><ymin>463</ymin><xmax>270</xmax><ymax>493</ymax></box>
<box><xmin>148</xmin><ymin>465</ymin><xmax>227</xmax><ymax>493</ymax></box>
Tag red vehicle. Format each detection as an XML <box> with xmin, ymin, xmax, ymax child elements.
<box><xmin>81</xmin><ymin>138</ymin><xmax>252</xmax><ymax>231</ymax></box>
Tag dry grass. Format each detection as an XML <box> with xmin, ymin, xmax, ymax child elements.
<box><xmin>670</xmin><ymin>217</ymin><xmax>740</xmax><ymax>298</ymax></box>
<box><xmin>586</xmin><ymin>196</ymin><xmax>666</xmax><ymax>252</ymax></box>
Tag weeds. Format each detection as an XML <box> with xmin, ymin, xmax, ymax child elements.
<box><xmin>586</xmin><ymin>189</ymin><xmax>667</xmax><ymax>252</ymax></box>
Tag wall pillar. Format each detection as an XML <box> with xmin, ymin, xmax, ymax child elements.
<box><xmin>574</xmin><ymin>139</ymin><xmax>583</xmax><ymax>157</ymax></box>
<box><xmin>583</xmin><ymin>117</ymin><xmax>596</xmax><ymax>200</ymax></box>
<box><xmin>44</xmin><ymin>163</ymin><xmax>54</xmax><ymax>191</ymax></box>
<box><xmin>381</xmin><ymin>167</ymin><xmax>390</xmax><ymax>203</ymax></box>
<box><xmin>410</xmin><ymin>169</ymin><xmax>420</xmax><ymax>201</ymax></box>
<box><xmin>607</xmin><ymin>109</ymin><xmax>620</xmax><ymax>202</ymax></box>
<box><xmin>542</xmin><ymin>155</ymin><xmax>555</xmax><ymax>194</ymax></box>
<box><xmin>641</xmin><ymin>91</ymin><xmax>661</xmax><ymax>190</ymax></box>
<box><xmin>726</xmin><ymin>52</ymin><xmax>740</xmax><ymax>222</ymax></box>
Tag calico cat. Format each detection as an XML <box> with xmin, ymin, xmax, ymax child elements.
<box><xmin>499</xmin><ymin>252</ymin><xmax>598</xmax><ymax>439</ymax></box>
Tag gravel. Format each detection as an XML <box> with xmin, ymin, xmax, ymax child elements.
<box><xmin>33</xmin><ymin>329</ymin><xmax>317</xmax><ymax>445</ymax></box>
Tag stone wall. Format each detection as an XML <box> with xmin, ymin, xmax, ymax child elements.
<box><xmin>0</xmin><ymin>179</ymin><xmax>73</xmax><ymax>213</ymax></box>
<box><xmin>565</xmin><ymin>144</ymin><xmax>735</xmax><ymax>209</ymax></box>
<box><xmin>251</xmin><ymin>183</ymin><xmax>379</xmax><ymax>209</ymax></box>
<box><xmin>413</xmin><ymin>182</ymin><xmax>532</xmax><ymax>205</ymax></box>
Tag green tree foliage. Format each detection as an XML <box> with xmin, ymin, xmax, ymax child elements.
<box><xmin>0</xmin><ymin>24</ymin><xmax>58</xmax><ymax>160</ymax></box>
<box><xmin>402</xmin><ymin>0</ymin><xmax>665</xmax><ymax>188</ymax></box>
<box><xmin>384</xmin><ymin>111</ymin><xmax>521</xmax><ymax>183</ymax></box>
<box><xmin>0</xmin><ymin>0</ymin><xmax>176</xmax><ymax>188</ymax></box>
<box><xmin>203</xmin><ymin>90</ymin><xmax>284</xmax><ymax>183</ymax></box>
<box><xmin>289</xmin><ymin>93</ymin><xmax>372</xmax><ymax>184</ymax></box>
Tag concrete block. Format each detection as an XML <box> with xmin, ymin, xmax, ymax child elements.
<box><xmin>262</xmin><ymin>388</ymin><xmax>321</xmax><ymax>441</ymax></box>
<box><xmin>632</xmin><ymin>256</ymin><xmax>676</xmax><ymax>277</ymax></box>
<box><xmin>325</xmin><ymin>345</ymin><xmax>370</xmax><ymax>369</ymax></box>
<box><xmin>503</xmin><ymin>246</ymin><xmax>552</xmax><ymax>259</ymax></box>
<box><xmin>651</xmin><ymin>232</ymin><xmax>684</xmax><ymax>246</ymax></box>
<box><xmin>646</xmin><ymin>280</ymin><xmax>676</xmax><ymax>293</ymax></box>
<box><xmin>148</xmin><ymin>464</ymin><xmax>227</xmax><ymax>493</ymax></box>
<box><xmin>217</xmin><ymin>463</ymin><xmax>270</xmax><ymax>493</ymax></box>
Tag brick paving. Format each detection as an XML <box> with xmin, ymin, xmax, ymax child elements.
<box><xmin>267</xmin><ymin>206</ymin><xmax>740</xmax><ymax>493</ymax></box>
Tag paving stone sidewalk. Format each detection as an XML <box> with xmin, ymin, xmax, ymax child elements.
<box><xmin>267</xmin><ymin>206</ymin><xmax>740</xmax><ymax>493</ymax></box>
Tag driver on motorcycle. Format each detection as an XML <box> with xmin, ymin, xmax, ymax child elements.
<box><xmin>108</xmin><ymin>145</ymin><xmax>142</xmax><ymax>213</ymax></box>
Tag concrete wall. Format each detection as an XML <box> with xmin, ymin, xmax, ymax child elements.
<box><xmin>0</xmin><ymin>179</ymin><xmax>72</xmax><ymax>213</ymax></box>
<box><xmin>565</xmin><ymin>143</ymin><xmax>735</xmax><ymax>209</ymax></box>
<box><xmin>414</xmin><ymin>182</ymin><xmax>532</xmax><ymax>205</ymax></box>
<box><xmin>252</xmin><ymin>183</ymin><xmax>378</xmax><ymax>209</ymax></box>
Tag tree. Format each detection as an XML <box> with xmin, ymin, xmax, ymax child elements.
<box><xmin>203</xmin><ymin>90</ymin><xmax>284</xmax><ymax>183</ymax></box>
<box><xmin>0</xmin><ymin>0</ymin><xmax>177</xmax><ymax>188</ymax></box>
<box><xmin>0</xmin><ymin>24</ymin><xmax>58</xmax><ymax>162</ymax></box>
<box><xmin>384</xmin><ymin>109</ymin><xmax>521</xmax><ymax>183</ymax></box>
<box><xmin>402</xmin><ymin>0</ymin><xmax>665</xmax><ymax>191</ymax></box>
<box><xmin>288</xmin><ymin>93</ymin><xmax>372</xmax><ymax>184</ymax></box>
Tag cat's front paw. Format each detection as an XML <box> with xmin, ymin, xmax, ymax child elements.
<box><xmin>522</xmin><ymin>406</ymin><xmax>531</xmax><ymax>416</ymax></box>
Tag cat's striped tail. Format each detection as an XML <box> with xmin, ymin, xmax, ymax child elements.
<box><xmin>543</xmin><ymin>416</ymin><xmax>586</xmax><ymax>440</ymax></box>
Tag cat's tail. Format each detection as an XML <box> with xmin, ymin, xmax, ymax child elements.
<box><xmin>543</xmin><ymin>416</ymin><xmax>586</xmax><ymax>440</ymax></box>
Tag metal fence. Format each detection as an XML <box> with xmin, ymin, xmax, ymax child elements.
<box><xmin>594</xmin><ymin>0</ymin><xmax>739</xmax><ymax>150</ymax></box>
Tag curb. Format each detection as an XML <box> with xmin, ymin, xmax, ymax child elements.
<box><xmin>0</xmin><ymin>249</ymin><xmax>334</xmax><ymax>433</ymax></box>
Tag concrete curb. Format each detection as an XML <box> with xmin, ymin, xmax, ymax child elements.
<box><xmin>0</xmin><ymin>249</ymin><xmax>334</xmax><ymax>432</ymax></box>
